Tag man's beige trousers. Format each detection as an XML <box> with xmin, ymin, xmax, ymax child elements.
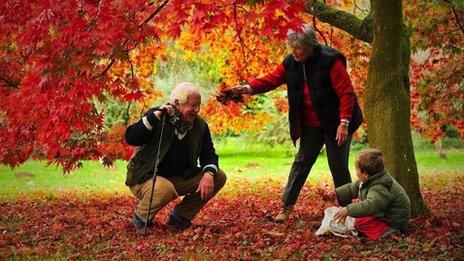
<box><xmin>130</xmin><ymin>170</ymin><xmax>226</xmax><ymax>221</ymax></box>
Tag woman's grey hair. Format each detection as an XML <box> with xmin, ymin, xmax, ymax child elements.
<box><xmin>287</xmin><ymin>24</ymin><xmax>319</xmax><ymax>49</ymax></box>
<box><xmin>170</xmin><ymin>82</ymin><xmax>201</xmax><ymax>104</ymax></box>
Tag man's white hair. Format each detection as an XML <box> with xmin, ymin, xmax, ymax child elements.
<box><xmin>287</xmin><ymin>24</ymin><xmax>319</xmax><ymax>49</ymax></box>
<box><xmin>170</xmin><ymin>82</ymin><xmax>201</xmax><ymax>104</ymax></box>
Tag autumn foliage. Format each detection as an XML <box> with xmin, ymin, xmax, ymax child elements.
<box><xmin>98</xmin><ymin>124</ymin><xmax>135</xmax><ymax>166</ymax></box>
<box><xmin>0</xmin><ymin>0</ymin><xmax>463</xmax><ymax>171</ymax></box>
<box><xmin>0</xmin><ymin>0</ymin><xmax>306</xmax><ymax>171</ymax></box>
<box><xmin>406</xmin><ymin>0</ymin><xmax>464</xmax><ymax>141</ymax></box>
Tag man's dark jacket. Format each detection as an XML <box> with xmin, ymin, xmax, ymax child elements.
<box><xmin>283</xmin><ymin>45</ymin><xmax>363</xmax><ymax>143</ymax></box>
<box><xmin>124</xmin><ymin>108</ymin><xmax>218</xmax><ymax>186</ymax></box>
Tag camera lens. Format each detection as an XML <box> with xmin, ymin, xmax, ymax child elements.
<box><xmin>169</xmin><ymin>116</ymin><xmax>179</xmax><ymax>125</ymax></box>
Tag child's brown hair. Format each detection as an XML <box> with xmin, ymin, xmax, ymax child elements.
<box><xmin>356</xmin><ymin>148</ymin><xmax>385</xmax><ymax>176</ymax></box>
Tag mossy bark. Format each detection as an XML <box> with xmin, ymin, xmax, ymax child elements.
<box><xmin>365</xmin><ymin>0</ymin><xmax>429</xmax><ymax>216</ymax></box>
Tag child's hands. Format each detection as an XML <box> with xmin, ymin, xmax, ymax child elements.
<box><xmin>333</xmin><ymin>207</ymin><xmax>348</xmax><ymax>223</ymax></box>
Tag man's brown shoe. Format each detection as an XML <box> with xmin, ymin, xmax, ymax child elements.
<box><xmin>274</xmin><ymin>205</ymin><xmax>294</xmax><ymax>223</ymax></box>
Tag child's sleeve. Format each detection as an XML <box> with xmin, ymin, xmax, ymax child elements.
<box><xmin>335</xmin><ymin>181</ymin><xmax>359</xmax><ymax>204</ymax></box>
<box><xmin>346</xmin><ymin>185</ymin><xmax>391</xmax><ymax>217</ymax></box>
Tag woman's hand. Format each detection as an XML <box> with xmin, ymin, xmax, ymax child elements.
<box><xmin>335</xmin><ymin>123</ymin><xmax>349</xmax><ymax>146</ymax></box>
<box><xmin>229</xmin><ymin>84</ymin><xmax>252</xmax><ymax>95</ymax></box>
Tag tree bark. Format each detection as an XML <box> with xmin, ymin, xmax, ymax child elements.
<box><xmin>365</xmin><ymin>0</ymin><xmax>429</xmax><ymax>216</ymax></box>
<box><xmin>307</xmin><ymin>0</ymin><xmax>429</xmax><ymax>216</ymax></box>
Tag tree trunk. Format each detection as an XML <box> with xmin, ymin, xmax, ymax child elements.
<box><xmin>307</xmin><ymin>0</ymin><xmax>429</xmax><ymax>216</ymax></box>
<box><xmin>365</xmin><ymin>0</ymin><xmax>429</xmax><ymax>216</ymax></box>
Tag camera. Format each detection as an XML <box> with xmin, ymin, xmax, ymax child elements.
<box><xmin>166</xmin><ymin>103</ymin><xmax>181</xmax><ymax>126</ymax></box>
<box><xmin>168</xmin><ymin>113</ymin><xmax>180</xmax><ymax>126</ymax></box>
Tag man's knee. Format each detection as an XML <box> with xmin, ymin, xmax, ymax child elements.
<box><xmin>138</xmin><ymin>176</ymin><xmax>178</xmax><ymax>205</ymax></box>
<box><xmin>153</xmin><ymin>176</ymin><xmax>178</xmax><ymax>203</ymax></box>
<box><xmin>133</xmin><ymin>177</ymin><xmax>178</xmax><ymax>220</ymax></box>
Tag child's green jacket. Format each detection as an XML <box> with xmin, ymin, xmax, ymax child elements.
<box><xmin>336</xmin><ymin>170</ymin><xmax>411</xmax><ymax>232</ymax></box>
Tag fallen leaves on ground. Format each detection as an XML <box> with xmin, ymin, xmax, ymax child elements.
<box><xmin>1</xmin><ymin>177</ymin><xmax>463</xmax><ymax>259</ymax></box>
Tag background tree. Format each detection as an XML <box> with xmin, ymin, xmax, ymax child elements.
<box><xmin>0</xmin><ymin>0</ymin><xmax>170</xmax><ymax>171</ymax></box>
<box><xmin>307</xmin><ymin>0</ymin><xmax>428</xmax><ymax>215</ymax></box>
<box><xmin>407</xmin><ymin>0</ymin><xmax>464</xmax><ymax>142</ymax></box>
<box><xmin>0</xmin><ymin>0</ymin><xmax>305</xmax><ymax>171</ymax></box>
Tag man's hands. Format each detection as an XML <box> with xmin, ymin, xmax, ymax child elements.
<box><xmin>197</xmin><ymin>172</ymin><xmax>215</xmax><ymax>201</ymax></box>
<box><xmin>154</xmin><ymin>103</ymin><xmax>176</xmax><ymax>119</ymax></box>
<box><xmin>333</xmin><ymin>207</ymin><xmax>348</xmax><ymax>223</ymax></box>
<box><xmin>335</xmin><ymin>122</ymin><xmax>349</xmax><ymax>146</ymax></box>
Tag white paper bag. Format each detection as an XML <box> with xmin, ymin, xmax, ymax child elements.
<box><xmin>315</xmin><ymin>206</ymin><xmax>358</xmax><ymax>237</ymax></box>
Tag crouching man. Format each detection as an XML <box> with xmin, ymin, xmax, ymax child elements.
<box><xmin>125</xmin><ymin>82</ymin><xmax>227</xmax><ymax>230</ymax></box>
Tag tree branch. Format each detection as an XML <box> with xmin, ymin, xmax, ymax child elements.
<box><xmin>127</xmin><ymin>57</ymin><xmax>134</xmax><ymax>78</ymax></box>
<box><xmin>0</xmin><ymin>75</ymin><xmax>19</xmax><ymax>89</ymax></box>
<box><xmin>94</xmin><ymin>0</ymin><xmax>169</xmax><ymax>78</ymax></box>
<box><xmin>141</xmin><ymin>0</ymin><xmax>169</xmax><ymax>26</ymax></box>
<box><xmin>124</xmin><ymin>101</ymin><xmax>132</xmax><ymax>127</ymax></box>
<box><xmin>415</xmin><ymin>47</ymin><xmax>435</xmax><ymax>73</ymax></box>
<box><xmin>448</xmin><ymin>1</ymin><xmax>464</xmax><ymax>36</ymax></box>
<box><xmin>312</xmin><ymin>15</ymin><xmax>328</xmax><ymax>45</ymax></box>
<box><xmin>84</xmin><ymin>0</ymin><xmax>102</xmax><ymax>32</ymax></box>
<box><xmin>352</xmin><ymin>0</ymin><xmax>369</xmax><ymax>15</ymax></box>
<box><xmin>95</xmin><ymin>59</ymin><xmax>115</xmax><ymax>78</ymax></box>
<box><xmin>306</xmin><ymin>0</ymin><xmax>373</xmax><ymax>43</ymax></box>
<box><xmin>232</xmin><ymin>3</ymin><xmax>269</xmax><ymax>77</ymax></box>
<box><xmin>233</xmin><ymin>3</ymin><xmax>248</xmax><ymax>71</ymax></box>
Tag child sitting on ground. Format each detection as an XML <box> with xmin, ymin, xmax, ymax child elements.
<box><xmin>333</xmin><ymin>148</ymin><xmax>411</xmax><ymax>240</ymax></box>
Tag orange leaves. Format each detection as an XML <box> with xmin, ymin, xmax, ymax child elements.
<box><xmin>173</xmin><ymin>1</ymin><xmax>300</xmax><ymax>84</ymax></box>
<box><xmin>50</xmin><ymin>221</ymin><xmax>65</xmax><ymax>234</ymax></box>
<box><xmin>273</xmin><ymin>96</ymin><xmax>289</xmax><ymax>114</ymax></box>
<box><xmin>201</xmin><ymin>99</ymin><xmax>273</xmax><ymax>134</ymax></box>
<box><xmin>131</xmin><ymin>44</ymin><xmax>166</xmax><ymax>78</ymax></box>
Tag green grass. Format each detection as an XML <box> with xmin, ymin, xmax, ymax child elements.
<box><xmin>1</xmin><ymin>137</ymin><xmax>463</xmax><ymax>200</ymax></box>
<box><xmin>412</xmin><ymin>148</ymin><xmax>464</xmax><ymax>170</ymax></box>
<box><xmin>0</xmin><ymin>160</ymin><xmax>129</xmax><ymax>200</ymax></box>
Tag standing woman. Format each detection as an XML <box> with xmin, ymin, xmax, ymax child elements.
<box><xmin>229</xmin><ymin>24</ymin><xmax>363</xmax><ymax>222</ymax></box>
